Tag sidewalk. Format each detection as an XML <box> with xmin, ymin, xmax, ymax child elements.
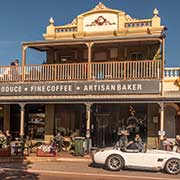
<box><xmin>0</xmin><ymin>152</ymin><xmax>91</xmax><ymax>163</ymax></box>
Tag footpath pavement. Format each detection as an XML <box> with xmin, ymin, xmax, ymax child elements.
<box><xmin>0</xmin><ymin>152</ymin><xmax>91</xmax><ymax>163</ymax></box>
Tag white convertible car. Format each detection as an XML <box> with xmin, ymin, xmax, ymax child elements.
<box><xmin>92</xmin><ymin>147</ymin><xmax>180</xmax><ymax>174</ymax></box>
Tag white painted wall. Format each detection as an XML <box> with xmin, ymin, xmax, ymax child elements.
<box><xmin>164</xmin><ymin>80</ymin><xmax>179</xmax><ymax>91</ymax></box>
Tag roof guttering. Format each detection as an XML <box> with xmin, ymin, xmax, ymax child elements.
<box><xmin>22</xmin><ymin>34</ymin><xmax>163</xmax><ymax>49</ymax></box>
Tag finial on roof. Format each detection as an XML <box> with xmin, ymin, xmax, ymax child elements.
<box><xmin>95</xmin><ymin>2</ymin><xmax>108</xmax><ymax>10</ymax></box>
<box><xmin>153</xmin><ymin>8</ymin><xmax>159</xmax><ymax>16</ymax></box>
<box><xmin>49</xmin><ymin>17</ymin><xmax>54</xmax><ymax>25</ymax></box>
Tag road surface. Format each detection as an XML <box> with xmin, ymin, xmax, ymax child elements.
<box><xmin>0</xmin><ymin>161</ymin><xmax>179</xmax><ymax>180</ymax></box>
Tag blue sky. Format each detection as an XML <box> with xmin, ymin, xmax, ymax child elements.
<box><xmin>0</xmin><ymin>0</ymin><xmax>179</xmax><ymax>67</ymax></box>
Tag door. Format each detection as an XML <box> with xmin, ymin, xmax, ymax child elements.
<box><xmin>94</xmin><ymin>113</ymin><xmax>111</xmax><ymax>147</ymax></box>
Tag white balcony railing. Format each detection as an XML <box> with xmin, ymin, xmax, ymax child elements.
<box><xmin>164</xmin><ymin>67</ymin><xmax>180</xmax><ymax>79</ymax></box>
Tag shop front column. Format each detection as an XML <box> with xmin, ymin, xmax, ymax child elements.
<box><xmin>85</xmin><ymin>103</ymin><xmax>92</xmax><ymax>153</ymax></box>
<box><xmin>19</xmin><ymin>103</ymin><xmax>25</xmax><ymax>138</ymax></box>
<box><xmin>159</xmin><ymin>102</ymin><xmax>165</xmax><ymax>149</ymax></box>
<box><xmin>45</xmin><ymin>104</ymin><xmax>54</xmax><ymax>142</ymax></box>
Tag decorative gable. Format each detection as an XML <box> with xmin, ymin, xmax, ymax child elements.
<box><xmin>43</xmin><ymin>2</ymin><xmax>164</xmax><ymax>40</ymax></box>
<box><xmin>85</xmin><ymin>16</ymin><xmax>116</xmax><ymax>27</ymax></box>
<box><xmin>83</xmin><ymin>13</ymin><xmax>118</xmax><ymax>32</ymax></box>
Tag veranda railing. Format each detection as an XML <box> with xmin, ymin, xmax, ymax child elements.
<box><xmin>0</xmin><ymin>60</ymin><xmax>162</xmax><ymax>82</ymax></box>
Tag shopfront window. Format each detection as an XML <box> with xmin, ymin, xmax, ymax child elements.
<box><xmin>26</xmin><ymin>105</ymin><xmax>45</xmax><ymax>140</ymax></box>
<box><xmin>28</xmin><ymin>113</ymin><xmax>45</xmax><ymax>139</ymax></box>
<box><xmin>91</xmin><ymin>104</ymin><xmax>147</xmax><ymax>148</ymax></box>
<box><xmin>55</xmin><ymin>104</ymin><xmax>86</xmax><ymax>137</ymax></box>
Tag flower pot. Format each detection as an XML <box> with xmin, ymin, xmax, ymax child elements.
<box><xmin>36</xmin><ymin>149</ymin><xmax>56</xmax><ymax>157</ymax></box>
<box><xmin>0</xmin><ymin>148</ymin><xmax>11</xmax><ymax>156</ymax></box>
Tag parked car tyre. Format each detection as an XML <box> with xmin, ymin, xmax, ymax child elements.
<box><xmin>106</xmin><ymin>154</ymin><xmax>124</xmax><ymax>171</ymax></box>
<box><xmin>164</xmin><ymin>158</ymin><xmax>180</xmax><ymax>175</ymax></box>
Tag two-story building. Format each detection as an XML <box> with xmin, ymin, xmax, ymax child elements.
<box><xmin>0</xmin><ymin>2</ymin><xmax>180</xmax><ymax>149</ymax></box>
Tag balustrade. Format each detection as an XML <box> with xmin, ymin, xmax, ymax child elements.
<box><xmin>91</xmin><ymin>60</ymin><xmax>161</xmax><ymax>80</ymax></box>
<box><xmin>0</xmin><ymin>65</ymin><xmax>22</xmax><ymax>82</ymax></box>
<box><xmin>0</xmin><ymin>60</ymin><xmax>162</xmax><ymax>83</ymax></box>
<box><xmin>164</xmin><ymin>67</ymin><xmax>180</xmax><ymax>78</ymax></box>
<box><xmin>125</xmin><ymin>20</ymin><xmax>152</xmax><ymax>28</ymax></box>
<box><xmin>55</xmin><ymin>26</ymin><xmax>77</xmax><ymax>33</ymax></box>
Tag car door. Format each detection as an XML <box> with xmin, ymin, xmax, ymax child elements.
<box><xmin>143</xmin><ymin>152</ymin><xmax>165</xmax><ymax>168</ymax></box>
<box><xmin>124</xmin><ymin>152</ymin><xmax>146</xmax><ymax>167</ymax></box>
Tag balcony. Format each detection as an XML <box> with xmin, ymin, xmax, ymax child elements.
<box><xmin>0</xmin><ymin>60</ymin><xmax>162</xmax><ymax>83</ymax></box>
<box><xmin>164</xmin><ymin>67</ymin><xmax>180</xmax><ymax>79</ymax></box>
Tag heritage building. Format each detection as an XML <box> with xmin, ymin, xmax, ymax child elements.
<box><xmin>0</xmin><ymin>3</ymin><xmax>180</xmax><ymax>149</ymax></box>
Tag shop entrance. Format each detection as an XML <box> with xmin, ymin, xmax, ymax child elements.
<box><xmin>25</xmin><ymin>104</ymin><xmax>45</xmax><ymax>140</ymax></box>
<box><xmin>10</xmin><ymin>104</ymin><xmax>20</xmax><ymax>139</ymax></box>
<box><xmin>91</xmin><ymin>104</ymin><xmax>147</xmax><ymax>148</ymax></box>
<box><xmin>93</xmin><ymin>113</ymin><xmax>112</xmax><ymax>147</ymax></box>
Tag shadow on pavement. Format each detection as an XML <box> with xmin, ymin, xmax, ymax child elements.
<box><xmin>0</xmin><ymin>160</ymin><xmax>39</xmax><ymax>180</ymax></box>
<box><xmin>88</xmin><ymin>162</ymin><xmax>104</xmax><ymax>169</ymax></box>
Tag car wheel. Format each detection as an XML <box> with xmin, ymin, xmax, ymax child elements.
<box><xmin>165</xmin><ymin>158</ymin><xmax>180</xmax><ymax>174</ymax></box>
<box><xmin>106</xmin><ymin>154</ymin><xmax>124</xmax><ymax>171</ymax></box>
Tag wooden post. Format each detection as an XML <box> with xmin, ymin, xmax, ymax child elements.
<box><xmin>159</xmin><ymin>102</ymin><xmax>165</xmax><ymax>149</ymax></box>
<box><xmin>19</xmin><ymin>103</ymin><xmax>25</xmax><ymax>138</ymax></box>
<box><xmin>161</xmin><ymin>36</ymin><xmax>165</xmax><ymax>95</ymax></box>
<box><xmin>85</xmin><ymin>103</ymin><xmax>92</xmax><ymax>153</ymax></box>
<box><xmin>22</xmin><ymin>45</ymin><xmax>27</xmax><ymax>82</ymax></box>
<box><xmin>86</xmin><ymin>42</ymin><xmax>94</xmax><ymax>80</ymax></box>
<box><xmin>160</xmin><ymin>102</ymin><xmax>164</xmax><ymax>137</ymax></box>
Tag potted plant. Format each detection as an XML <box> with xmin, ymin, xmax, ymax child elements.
<box><xmin>0</xmin><ymin>132</ymin><xmax>11</xmax><ymax>156</ymax></box>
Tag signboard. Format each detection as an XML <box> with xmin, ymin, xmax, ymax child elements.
<box><xmin>0</xmin><ymin>80</ymin><xmax>160</xmax><ymax>96</ymax></box>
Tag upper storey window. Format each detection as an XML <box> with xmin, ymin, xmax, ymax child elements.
<box><xmin>131</xmin><ymin>52</ymin><xmax>143</xmax><ymax>60</ymax></box>
<box><xmin>94</xmin><ymin>52</ymin><xmax>107</xmax><ymax>61</ymax></box>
